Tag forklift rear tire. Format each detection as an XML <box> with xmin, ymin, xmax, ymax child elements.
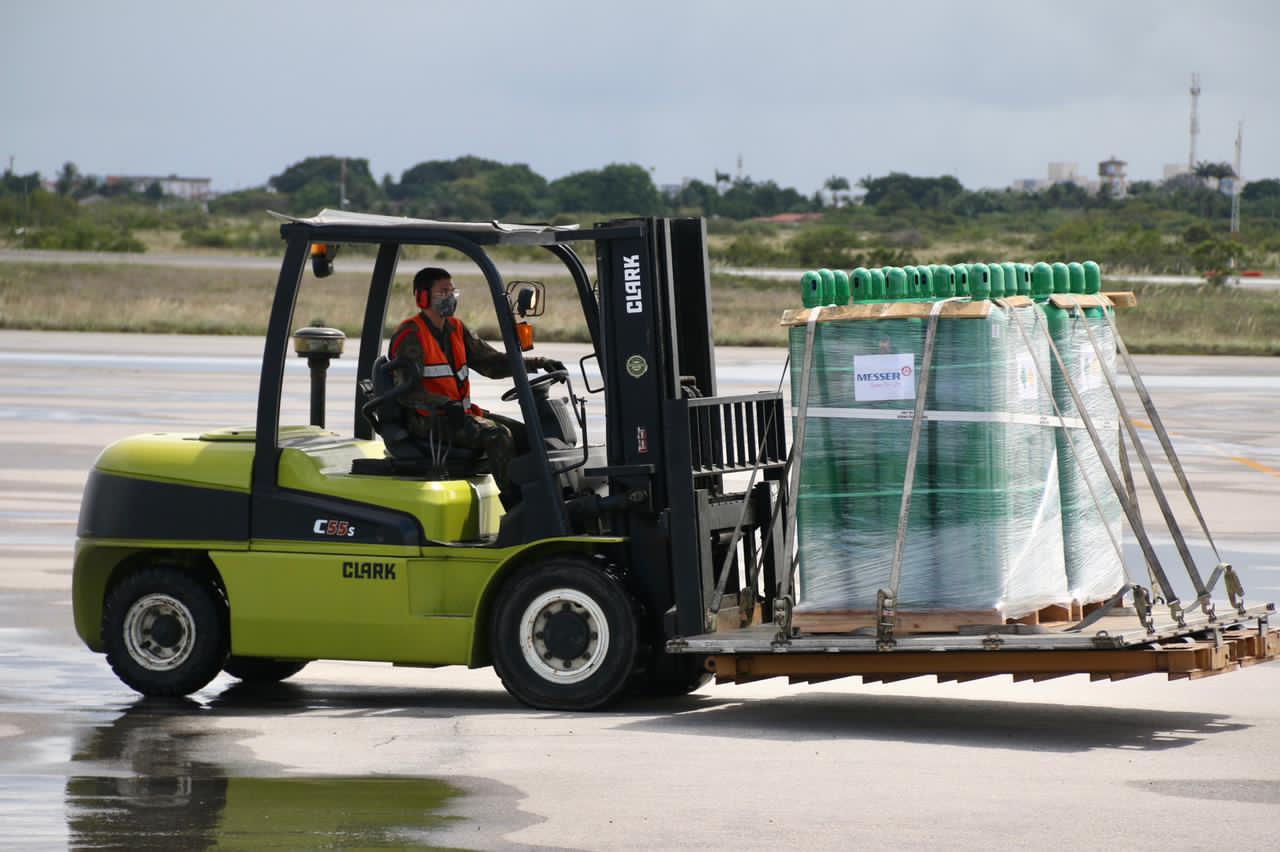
<box><xmin>223</xmin><ymin>657</ymin><xmax>309</xmax><ymax>684</ymax></box>
<box><xmin>490</xmin><ymin>558</ymin><xmax>638</xmax><ymax>711</ymax></box>
<box><xmin>102</xmin><ymin>566</ymin><xmax>228</xmax><ymax>697</ymax></box>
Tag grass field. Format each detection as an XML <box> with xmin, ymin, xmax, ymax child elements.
<box><xmin>1</xmin><ymin>262</ymin><xmax>1277</xmax><ymax>354</ymax></box>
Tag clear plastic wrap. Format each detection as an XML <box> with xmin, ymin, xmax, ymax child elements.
<box><xmin>789</xmin><ymin>303</ymin><xmax>1069</xmax><ymax>619</ymax></box>
<box><xmin>1043</xmin><ymin>299</ymin><xmax>1126</xmax><ymax>604</ymax></box>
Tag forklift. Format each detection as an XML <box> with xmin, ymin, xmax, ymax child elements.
<box><xmin>73</xmin><ymin>211</ymin><xmax>788</xmax><ymax>710</ymax></box>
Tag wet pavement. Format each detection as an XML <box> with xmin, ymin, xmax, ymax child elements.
<box><xmin>2</xmin><ymin>330</ymin><xmax>1279</xmax><ymax>849</ymax></box>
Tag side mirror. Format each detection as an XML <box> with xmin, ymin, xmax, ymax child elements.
<box><xmin>310</xmin><ymin>242</ymin><xmax>339</xmax><ymax>278</ymax></box>
<box><xmin>506</xmin><ymin>280</ymin><xmax>546</xmax><ymax>318</ymax></box>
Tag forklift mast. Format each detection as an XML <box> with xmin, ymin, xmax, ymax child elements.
<box><xmin>593</xmin><ymin>218</ymin><xmax>788</xmax><ymax>640</ymax></box>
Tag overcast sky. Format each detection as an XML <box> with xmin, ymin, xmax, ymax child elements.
<box><xmin>5</xmin><ymin>1</ymin><xmax>1278</xmax><ymax>194</ymax></box>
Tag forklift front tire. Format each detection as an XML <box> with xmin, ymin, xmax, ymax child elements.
<box><xmin>102</xmin><ymin>566</ymin><xmax>229</xmax><ymax>697</ymax></box>
<box><xmin>223</xmin><ymin>657</ymin><xmax>309</xmax><ymax>684</ymax></box>
<box><xmin>490</xmin><ymin>558</ymin><xmax>638</xmax><ymax>711</ymax></box>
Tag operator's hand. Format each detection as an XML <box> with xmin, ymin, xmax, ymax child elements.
<box><xmin>442</xmin><ymin>399</ymin><xmax>467</xmax><ymax>430</ymax></box>
<box><xmin>528</xmin><ymin>357</ymin><xmax>567</xmax><ymax>374</ymax></box>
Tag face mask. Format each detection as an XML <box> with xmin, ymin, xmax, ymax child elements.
<box><xmin>436</xmin><ymin>293</ymin><xmax>459</xmax><ymax>318</ymax></box>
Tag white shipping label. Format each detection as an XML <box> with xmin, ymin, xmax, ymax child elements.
<box><xmin>1016</xmin><ymin>352</ymin><xmax>1039</xmax><ymax>400</ymax></box>
<box><xmin>853</xmin><ymin>353</ymin><xmax>916</xmax><ymax>401</ymax></box>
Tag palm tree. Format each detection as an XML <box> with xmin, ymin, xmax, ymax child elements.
<box><xmin>823</xmin><ymin>175</ymin><xmax>851</xmax><ymax>207</ymax></box>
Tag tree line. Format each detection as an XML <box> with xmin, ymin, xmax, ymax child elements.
<box><xmin>3</xmin><ymin>154</ymin><xmax>1279</xmax><ymax>280</ymax></box>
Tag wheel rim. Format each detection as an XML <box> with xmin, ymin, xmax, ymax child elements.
<box><xmin>122</xmin><ymin>593</ymin><xmax>197</xmax><ymax>671</ymax></box>
<box><xmin>519</xmin><ymin>588</ymin><xmax>610</xmax><ymax>685</ymax></box>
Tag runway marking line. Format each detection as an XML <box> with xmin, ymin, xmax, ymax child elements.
<box><xmin>1127</xmin><ymin>419</ymin><xmax>1278</xmax><ymax>481</ymax></box>
<box><xmin>1231</xmin><ymin>456</ymin><xmax>1280</xmax><ymax>479</ymax></box>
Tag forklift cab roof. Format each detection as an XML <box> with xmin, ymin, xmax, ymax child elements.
<box><xmin>268</xmin><ymin>208</ymin><xmax>634</xmax><ymax>246</ymax></box>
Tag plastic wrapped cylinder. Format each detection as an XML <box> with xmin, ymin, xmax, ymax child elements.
<box><xmin>1040</xmin><ymin>295</ymin><xmax>1126</xmax><ymax>604</ymax></box>
<box><xmin>788</xmin><ymin>305</ymin><xmax>1069</xmax><ymax>619</ymax></box>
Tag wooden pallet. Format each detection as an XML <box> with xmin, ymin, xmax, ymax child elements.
<box><xmin>707</xmin><ymin>623</ymin><xmax>1280</xmax><ymax>686</ymax></box>
<box><xmin>794</xmin><ymin>601</ymin><xmax>1088</xmax><ymax>635</ymax></box>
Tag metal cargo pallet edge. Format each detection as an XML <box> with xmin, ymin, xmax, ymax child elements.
<box><xmin>668</xmin><ymin>604</ymin><xmax>1278</xmax><ymax>684</ymax></box>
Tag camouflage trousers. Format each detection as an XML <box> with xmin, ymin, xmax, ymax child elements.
<box><xmin>408</xmin><ymin>411</ymin><xmax>528</xmax><ymax>504</ymax></box>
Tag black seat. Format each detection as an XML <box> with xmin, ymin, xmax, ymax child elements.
<box><xmin>353</xmin><ymin>355</ymin><xmax>486</xmax><ymax>478</ymax></box>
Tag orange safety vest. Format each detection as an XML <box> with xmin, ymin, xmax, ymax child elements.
<box><xmin>391</xmin><ymin>315</ymin><xmax>484</xmax><ymax>417</ymax></box>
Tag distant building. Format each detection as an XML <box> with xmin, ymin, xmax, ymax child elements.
<box><xmin>104</xmin><ymin>174</ymin><xmax>212</xmax><ymax>201</ymax></box>
<box><xmin>1097</xmin><ymin>156</ymin><xmax>1128</xmax><ymax>198</ymax></box>
<box><xmin>1162</xmin><ymin>163</ymin><xmax>1191</xmax><ymax>181</ymax></box>
<box><xmin>1047</xmin><ymin>162</ymin><xmax>1080</xmax><ymax>184</ymax></box>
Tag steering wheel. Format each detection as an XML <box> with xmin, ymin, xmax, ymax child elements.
<box><xmin>501</xmin><ymin>369</ymin><xmax>568</xmax><ymax>402</ymax></box>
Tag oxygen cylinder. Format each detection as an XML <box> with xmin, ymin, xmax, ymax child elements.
<box><xmin>1051</xmin><ymin>262</ymin><xmax>1070</xmax><ymax>295</ymax></box>
<box><xmin>801</xmin><ymin>271</ymin><xmax>823</xmax><ymax>308</ymax></box>
<box><xmin>933</xmin><ymin>265</ymin><xmax>955</xmax><ymax>298</ymax></box>
<box><xmin>886</xmin><ymin>268</ymin><xmax>908</xmax><ymax>300</ymax></box>
<box><xmin>953</xmin><ymin>264</ymin><xmax>970</xmax><ymax>297</ymax></box>
<box><xmin>969</xmin><ymin>263</ymin><xmax>991</xmax><ymax>300</ymax></box>
<box><xmin>834</xmin><ymin>269</ymin><xmax>852</xmax><ymax>305</ymax></box>
<box><xmin>1001</xmin><ymin>262</ymin><xmax>1019</xmax><ymax>298</ymax></box>
<box><xmin>851</xmin><ymin>267</ymin><xmax>873</xmax><ymax>303</ymax></box>
<box><xmin>917</xmin><ymin>265</ymin><xmax>934</xmax><ymax>299</ymax></box>
<box><xmin>870</xmin><ymin>268</ymin><xmax>887</xmax><ymax>300</ymax></box>
<box><xmin>1067</xmin><ymin>262</ymin><xmax>1086</xmax><ymax>295</ymax></box>
<box><xmin>819</xmin><ymin>268</ymin><xmax>836</xmax><ymax>304</ymax></box>
<box><xmin>1015</xmin><ymin>262</ymin><xmax>1032</xmax><ymax>296</ymax></box>
<box><xmin>988</xmin><ymin>262</ymin><xmax>1005</xmax><ymax>299</ymax></box>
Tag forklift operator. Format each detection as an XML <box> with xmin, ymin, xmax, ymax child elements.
<box><xmin>389</xmin><ymin>267</ymin><xmax>564</xmax><ymax>506</ymax></box>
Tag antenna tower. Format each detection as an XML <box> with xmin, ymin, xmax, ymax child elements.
<box><xmin>1188</xmin><ymin>72</ymin><xmax>1201</xmax><ymax>171</ymax></box>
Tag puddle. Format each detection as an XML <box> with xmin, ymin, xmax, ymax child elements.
<box><xmin>66</xmin><ymin>775</ymin><xmax>463</xmax><ymax>849</ymax></box>
<box><xmin>62</xmin><ymin>702</ymin><xmax>466</xmax><ymax>849</ymax></box>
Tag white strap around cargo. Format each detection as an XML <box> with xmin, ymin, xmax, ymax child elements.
<box><xmin>791</xmin><ymin>405</ymin><xmax>1117</xmax><ymax>431</ymax></box>
<box><xmin>885</xmin><ymin>298</ymin><xmax>953</xmax><ymax>633</ymax></box>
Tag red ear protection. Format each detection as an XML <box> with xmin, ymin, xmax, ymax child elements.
<box><xmin>415</xmin><ymin>287</ymin><xmax>430</xmax><ymax>310</ymax></box>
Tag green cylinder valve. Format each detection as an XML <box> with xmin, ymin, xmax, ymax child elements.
<box><xmin>833</xmin><ymin>269</ymin><xmax>851</xmax><ymax>305</ymax></box>
<box><xmin>818</xmin><ymin>268</ymin><xmax>836</xmax><ymax>304</ymax></box>
<box><xmin>954</xmin><ymin>264</ymin><xmax>970</xmax><ymax>297</ymax></box>
<box><xmin>1067</xmin><ymin>261</ymin><xmax>1086</xmax><ymax>294</ymax></box>
<box><xmin>1083</xmin><ymin>260</ymin><xmax>1102</xmax><ymax>295</ymax></box>
<box><xmin>917</xmin><ymin>265</ymin><xmax>934</xmax><ymax>299</ymax></box>
<box><xmin>1031</xmin><ymin>262</ymin><xmax>1054</xmax><ymax>299</ymax></box>
<box><xmin>969</xmin><ymin>263</ymin><xmax>991</xmax><ymax>300</ymax></box>
<box><xmin>1016</xmin><ymin>262</ymin><xmax>1032</xmax><ymax>296</ymax></box>
<box><xmin>1001</xmin><ymin>262</ymin><xmax>1018</xmax><ymax>298</ymax></box>
<box><xmin>851</xmin><ymin>267</ymin><xmax>872</xmax><ymax>302</ymax></box>
<box><xmin>886</xmin><ymin>267</ymin><xmax>907</xmax><ymax>300</ymax></box>
<box><xmin>870</xmin><ymin>268</ymin><xmax>887</xmax><ymax>300</ymax></box>
<box><xmin>801</xmin><ymin>271</ymin><xmax>823</xmax><ymax>308</ymax></box>
<box><xmin>988</xmin><ymin>262</ymin><xmax>1005</xmax><ymax>298</ymax></box>
<box><xmin>932</xmin><ymin>265</ymin><xmax>955</xmax><ymax>298</ymax></box>
<box><xmin>1051</xmin><ymin>262</ymin><xmax>1070</xmax><ymax>294</ymax></box>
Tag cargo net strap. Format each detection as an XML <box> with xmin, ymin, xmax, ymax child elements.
<box><xmin>1009</xmin><ymin>299</ymin><xmax>1241</xmax><ymax>630</ymax></box>
<box><xmin>1006</xmin><ymin>307</ymin><xmax>1150</xmax><ymax>630</ymax></box>
<box><xmin>775</xmin><ymin>310</ymin><xmax>823</xmax><ymax>640</ymax></box>
<box><xmin>1090</xmin><ymin>299</ymin><xmax>1243</xmax><ymax>615</ymax></box>
<box><xmin>881</xmin><ymin>298</ymin><xmax>955</xmax><ymax>647</ymax></box>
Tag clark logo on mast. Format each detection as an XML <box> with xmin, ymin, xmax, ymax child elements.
<box><xmin>623</xmin><ymin>254</ymin><xmax>643</xmax><ymax>314</ymax></box>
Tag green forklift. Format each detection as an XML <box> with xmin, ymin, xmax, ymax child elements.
<box><xmin>72</xmin><ymin>211</ymin><xmax>789</xmax><ymax>711</ymax></box>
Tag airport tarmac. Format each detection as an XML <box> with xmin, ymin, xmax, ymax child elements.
<box><xmin>1</xmin><ymin>329</ymin><xmax>1278</xmax><ymax>849</ymax></box>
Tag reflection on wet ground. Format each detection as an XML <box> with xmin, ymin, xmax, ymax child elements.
<box><xmin>66</xmin><ymin>701</ymin><xmax>462</xmax><ymax>849</ymax></box>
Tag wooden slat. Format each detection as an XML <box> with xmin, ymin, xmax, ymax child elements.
<box><xmin>795</xmin><ymin>609</ymin><xmax>1003</xmax><ymax>635</ymax></box>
